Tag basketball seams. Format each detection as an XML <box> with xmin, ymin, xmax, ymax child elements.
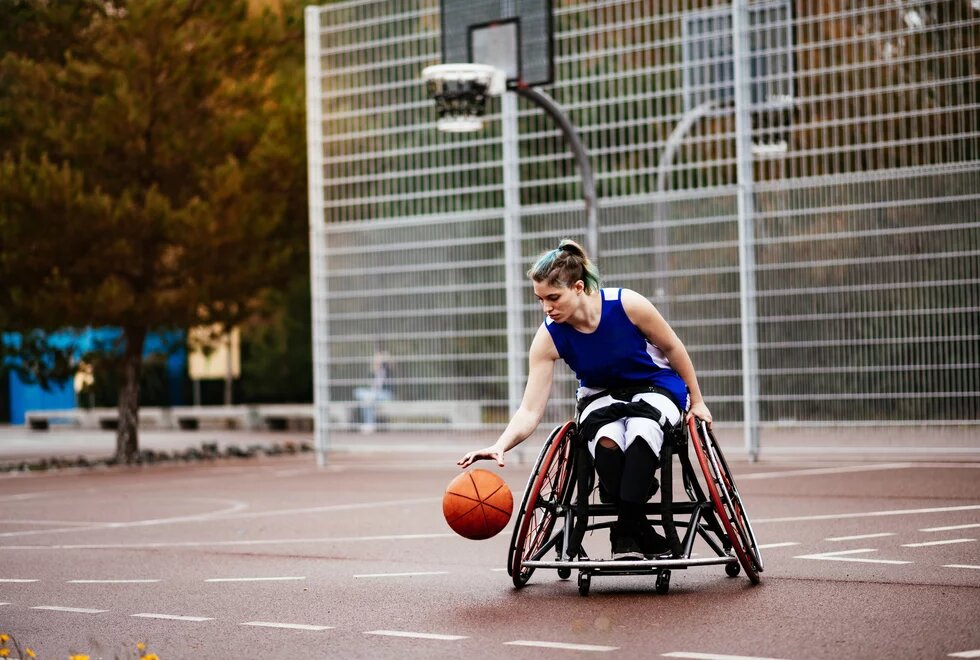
<box><xmin>446</xmin><ymin>491</ymin><xmax>483</xmax><ymax>504</ymax></box>
<box><xmin>481</xmin><ymin>500</ymin><xmax>512</xmax><ymax>516</ymax></box>
<box><xmin>446</xmin><ymin>499</ymin><xmax>482</xmax><ymax>525</ymax></box>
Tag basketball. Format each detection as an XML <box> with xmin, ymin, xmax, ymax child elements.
<box><xmin>443</xmin><ymin>469</ymin><xmax>514</xmax><ymax>540</ymax></box>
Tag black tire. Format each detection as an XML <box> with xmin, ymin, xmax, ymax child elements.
<box><xmin>689</xmin><ymin>417</ymin><xmax>763</xmax><ymax>584</ymax></box>
<box><xmin>578</xmin><ymin>571</ymin><xmax>591</xmax><ymax>596</ymax></box>
<box><xmin>655</xmin><ymin>570</ymin><xmax>670</xmax><ymax>595</ymax></box>
<box><xmin>709</xmin><ymin>426</ymin><xmax>765</xmax><ymax>573</ymax></box>
<box><xmin>725</xmin><ymin>561</ymin><xmax>741</xmax><ymax>577</ymax></box>
<box><xmin>557</xmin><ymin>567</ymin><xmax>572</xmax><ymax>580</ymax></box>
<box><xmin>507</xmin><ymin>422</ymin><xmax>576</xmax><ymax>588</ymax></box>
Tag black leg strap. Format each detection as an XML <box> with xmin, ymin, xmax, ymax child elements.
<box><xmin>659</xmin><ymin>423</ymin><xmax>684</xmax><ymax>557</ymax></box>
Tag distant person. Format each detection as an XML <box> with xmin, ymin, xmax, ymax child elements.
<box><xmin>457</xmin><ymin>239</ymin><xmax>712</xmax><ymax>560</ymax></box>
<box><xmin>354</xmin><ymin>346</ymin><xmax>392</xmax><ymax>433</ymax></box>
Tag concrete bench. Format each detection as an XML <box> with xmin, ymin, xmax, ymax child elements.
<box><xmin>25</xmin><ymin>400</ymin><xmax>483</xmax><ymax>431</ymax></box>
<box><xmin>24</xmin><ymin>408</ymin><xmax>170</xmax><ymax>430</ymax></box>
<box><xmin>168</xmin><ymin>406</ymin><xmax>254</xmax><ymax>430</ymax></box>
<box><xmin>373</xmin><ymin>400</ymin><xmax>481</xmax><ymax>426</ymax></box>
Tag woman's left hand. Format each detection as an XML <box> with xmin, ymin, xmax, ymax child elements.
<box><xmin>688</xmin><ymin>401</ymin><xmax>712</xmax><ymax>428</ymax></box>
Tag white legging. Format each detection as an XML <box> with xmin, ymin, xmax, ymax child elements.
<box><xmin>579</xmin><ymin>391</ymin><xmax>682</xmax><ymax>458</ymax></box>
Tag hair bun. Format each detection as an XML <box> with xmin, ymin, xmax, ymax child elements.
<box><xmin>558</xmin><ymin>240</ymin><xmax>585</xmax><ymax>257</ymax></box>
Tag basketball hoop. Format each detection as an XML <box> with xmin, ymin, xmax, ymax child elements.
<box><xmin>422</xmin><ymin>63</ymin><xmax>506</xmax><ymax>133</ymax></box>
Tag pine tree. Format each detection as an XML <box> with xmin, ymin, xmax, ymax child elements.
<box><xmin>0</xmin><ymin>0</ymin><xmax>305</xmax><ymax>461</ymax></box>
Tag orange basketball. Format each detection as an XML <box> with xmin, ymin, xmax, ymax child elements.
<box><xmin>443</xmin><ymin>469</ymin><xmax>514</xmax><ymax>540</ymax></box>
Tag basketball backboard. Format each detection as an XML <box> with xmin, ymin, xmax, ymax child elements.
<box><xmin>440</xmin><ymin>0</ymin><xmax>553</xmax><ymax>88</ymax></box>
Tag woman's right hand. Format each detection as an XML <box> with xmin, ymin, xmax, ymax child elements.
<box><xmin>457</xmin><ymin>444</ymin><xmax>505</xmax><ymax>469</ymax></box>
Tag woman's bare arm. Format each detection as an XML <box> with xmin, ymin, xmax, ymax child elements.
<box><xmin>457</xmin><ymin>324</ymin><xmax>559</xmax><ymax>467</ymax></box>
<box><xmin>620</xmin><ymin>289</ymin><xmax>712</xmax><ymax>425</ymax></box>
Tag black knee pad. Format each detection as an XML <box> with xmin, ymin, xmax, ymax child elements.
<box><xmin>593</xmin><ymin>442</ymin><xmax>624</xmax><ymax>503</ymax></box>
<box><xmin>620</xmin><ymin>438</ymin><xmax>661</xmax><ymax>504</ymax></box>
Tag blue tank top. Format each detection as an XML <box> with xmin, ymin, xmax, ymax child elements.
<box><xmin>545</xmin><ymin>288</ymin><xmax>689</xmax><ymax>409</ymax></box>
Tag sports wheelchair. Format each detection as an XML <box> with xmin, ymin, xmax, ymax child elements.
<box><xmin>507</xmin><ymin>416</ymin><xmax>764</xmax><ymax>596</ymax></box>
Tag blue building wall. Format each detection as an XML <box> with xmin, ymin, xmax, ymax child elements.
<box><xmin>4</xmin><ymin>329</ymin><xmax>186</xmax><ymax>424</ymax></box>
<box><xmin>8</xmin><ymin>372</ymin><xmax>75</xmax><ymax>424</ymax></box>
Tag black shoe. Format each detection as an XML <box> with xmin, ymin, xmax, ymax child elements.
<box><xmin>634</xmin><ymin>520</ymin><xmax>671</xmax><ymax>558</ymax></box>
<box><xmin>610</xmin><ymin>523</ymin><xmax>644</xmax><ymax>560</ymax></box>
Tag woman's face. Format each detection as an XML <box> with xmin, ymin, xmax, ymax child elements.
<box><xmin>533</xmin><ymin>279</ymin><xmax>584</xmax><ymax>323</ymax></box>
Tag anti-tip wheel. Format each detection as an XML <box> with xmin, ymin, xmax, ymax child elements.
<box><xmin>726</xmin><ymin>561</ymin><xmax>741</xmax><ymax>577</ymax></box>
<box><xmin>577</xmin><ymin>571</ymin><xmax>591</xmax><ymax>596</ymax></box>
<box><xmin>655</xmin><ymin>569</ymin><xmax>670</xmax><ymax>595</ymax></box>
<box><xmin>558</xmin><ymin>567</ymin><xmax>572</xmax><ymax>580</ymax></box>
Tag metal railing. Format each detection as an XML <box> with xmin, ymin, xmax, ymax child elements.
<box><xmin>305</xmin><ymin>0</ymin><xmax>980</xmax><ymax>458</ymax></box>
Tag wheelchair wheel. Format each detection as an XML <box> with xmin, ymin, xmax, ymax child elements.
<box><xmin>508</xmin><ymin>421</ymin><xmax>576</xmax><ymax>588</ymax></box>
<box><xmin>688</xmin><ymin>417</ymin><xmax>763</xmax><ymax>584</ymax></box>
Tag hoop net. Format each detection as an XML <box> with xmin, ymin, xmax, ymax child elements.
<box><xmin>422</xmin><ymin>64</ymin><xmax>505</xmax><ymax>133</ymax></box>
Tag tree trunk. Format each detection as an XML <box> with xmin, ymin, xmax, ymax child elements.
<box><xmin>115</xmin><ymin>326</ymin><xmax>147</xmax><ymax>463</ymax></box>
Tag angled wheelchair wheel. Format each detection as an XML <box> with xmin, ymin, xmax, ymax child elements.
<box><xmin>688</xmin><ymin>417</ymin><xmax>763</xmax><ymax>584</ymax></box>
<box><xmin>508</xmin><ymin>421</ymin><xmax>576</xmax><ymax>588</ymax></box>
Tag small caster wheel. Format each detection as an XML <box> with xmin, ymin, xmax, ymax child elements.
<box><xmin>726</xmin><ymin>562</ymin><xmax>741</xmax><ymax>577</ymax></box>
<box><xmin>577</xmin><ymin>571</ymin><xmax>591</xmax><ymax>596</ymax></box>
<box><xmin>655</xmin><ymin>569</ymin><xmax>671</xmax><ymax>595</ymax></box>
<box><xmin>558</xmin><ymin>567</ymin><xmax>572</xmax><ymax>580</ymax></box>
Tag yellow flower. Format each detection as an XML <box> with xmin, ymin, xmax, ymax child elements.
<box><xmin>140</xmin><ymin>654</ymin><xmax>159</xmax><ymax>660</ymax></box>
<box><xmin>0</xmin><ymin>648</ymin><xmax>9</xmax><ymax>657</ymax></box>
<box><xmin>137</xmin><ymin>642</ymin><xmax>146</xmax><ymax>651</ymax></box>
<box><xmin>69</xmin><ymin>655</ymin><xmax>90</xmax><ymax>660</ymax></box>
<box><xmin>0</xmin><ymin>633</ymin><xmax>8</xmax><ymax>642</ymax></box>
<box><xmin>25</xmin><ymin>650</ymin><xmax>36</xmax><ymax>659</ymax></box>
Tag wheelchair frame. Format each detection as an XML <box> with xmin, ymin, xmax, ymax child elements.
<box><xmin>507</xmin><ymin>416</ymin><xmax>764</xmax><ymax>596</ymax></box>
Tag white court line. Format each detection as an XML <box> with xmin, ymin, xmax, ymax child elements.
<box><xmin>0</xmin><ymin>493</ymin><xmax>51</xmax><ymax>502</ymax></box>
<box><xmin>68</xmin><ymin>579</ymin><xmax>160</xmax><ymax>584</ymax></box>
<box><xmin>241</xmin><ymin>621</ymin><xmax>334</xmax><ymax>631</ymax></box>
<box><xmin>757</xmin><ymin>504</ymin><xmax>980</xmax><ymax>524</ymax></box>
<box><xmin>756</xmin><ymin>542</ymin><xmax>799</xmax><ymax>549</ymax></box>
<box><xmin>663</xmin><ymin>653</ymin><xmax>790</xmax><ymax>660</ymax></box>
<box><xmin>0</xmin><ymin>519</ymin><xmax>98</xmax><ymax>526</ymax></box>
<box><xmin>739</xmin><ymin>462</ymin><xmax>914</xmax><ymax>480</ymax></box>
<box><xmin>365</xmin><ymin>630</ymin><xmax>467</xmax><ymax>641</ymax></box>
<box><xmin>0</xmin><ymin>497</ymin><xmax>249</xmax><ymax>539</ymax></box>
<box><xmin>505</xmin><ymin>640</ymin><xmax>617</xmax><ymax>652</ymax></box>
<box><xmin>944</xmin><ymin>564</ymin><xmax>980</xmax><ymax>570</ymax></box>
<box><xmin>949</xmin><ymin>651</ymin><xmax>980</xmax><ymax>658</ymax></box>
<box><xmin>0</xmin><ymin>532</ymin><xmax>455</xmax><ymax>551</ymax></box>
<box><xmin>795</xmin><ymin>548</ymin><xmax>911</xmax><ymax>565</ymax></box>
<box><xmin>0</xmin><ymin>602</ymin><xmax>9</xmax><ymax>605</ymax></box>
<box><xmin>903</xmin><ymin>538</ymin><xmax>975</xmax><ymax>548</ymax></box>
<box><xmin>131</xmin><ymin>613</ymin><xmax>214</xmax><ymax>622</ymax></box>
<box><xmin>205</xmin><ymin>576</ymin><xmax>305</xmax><ymax>583</ymax></box>
<box><xmin>354</xmin><ymin>571</ymin><xmax>449</xmax><ymax>579</ymax></box>
<box><xmin>490</xmin><ymin>568</ymin><xmax>507</xmax><ymax>572</ymax></box>
<box><xmin>922</xmin><ymin>523</ymin><xmax>980</xmax><ymax>532</ymax></box>
<box><xmin>826</xmin><ymin>532</ymin><xmax>896</xmax><ymax>542</ymax></box>
<box><xmin>0</xmin><ymin>579</ymin><xmax>38</xmax><ymax>583</ymax></box>
<box><xmin>211</xmin><ymin>497</ymin><xmax>440</xmax><ymax>522</ymax></box>
<box><xmin>31</xmin><ymin>606</ymin><xmax>107</xmax><ymax>614</ymax></box>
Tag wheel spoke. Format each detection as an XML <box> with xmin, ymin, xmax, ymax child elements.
<box><xmin>508</xmin><ymin>422</ymin><xmax>576</xmax><ymax>587</ymax></box>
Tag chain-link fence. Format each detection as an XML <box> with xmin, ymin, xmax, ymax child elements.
<box><xmin>305</xmin><ymin>0</ymin><xmax>980</xmax><ymax>454</ymax></box>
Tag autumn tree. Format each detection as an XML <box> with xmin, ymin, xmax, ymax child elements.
<box><xmin>0</xmin><ymin>0</ymin><xmax>306</xmax><ymax>461</ymax></box>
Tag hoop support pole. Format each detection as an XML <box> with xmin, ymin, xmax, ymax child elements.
<box><xmin>515</xmin><ymin>87</ymin><xmax>599</xmax><ymax>259</ymax></box>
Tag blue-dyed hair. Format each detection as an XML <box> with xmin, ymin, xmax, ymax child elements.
<box><xmin>527</xmin><ymin>239</ymin><xmax>601</xmax><ymax>293</ymax></box>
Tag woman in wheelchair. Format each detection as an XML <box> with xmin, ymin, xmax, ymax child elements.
<box><xmin>458</xmin><ymin>239</ymin><xmax>712</xmax><ymax>561</ymax></box>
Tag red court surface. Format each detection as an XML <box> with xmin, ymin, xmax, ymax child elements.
<box><xmin>1</xmin><ymin>426</ymin><xmax>978</xmax><ymax>659</ymax></box>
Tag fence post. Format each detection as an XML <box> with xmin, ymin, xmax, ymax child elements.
<box><xmin>732</xmin><ymin>1</ymin><xmax>761</xmax><ymax>460</ymax></box>
<box><xmin>305</xmin><ymin>7</ymin><xmax>331</xmax><ymax>467</ymax></box>
<box><xmin>501</xmin><ymin>94</ymin><xmax>525</xmax><ymax>417</ymax></box>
